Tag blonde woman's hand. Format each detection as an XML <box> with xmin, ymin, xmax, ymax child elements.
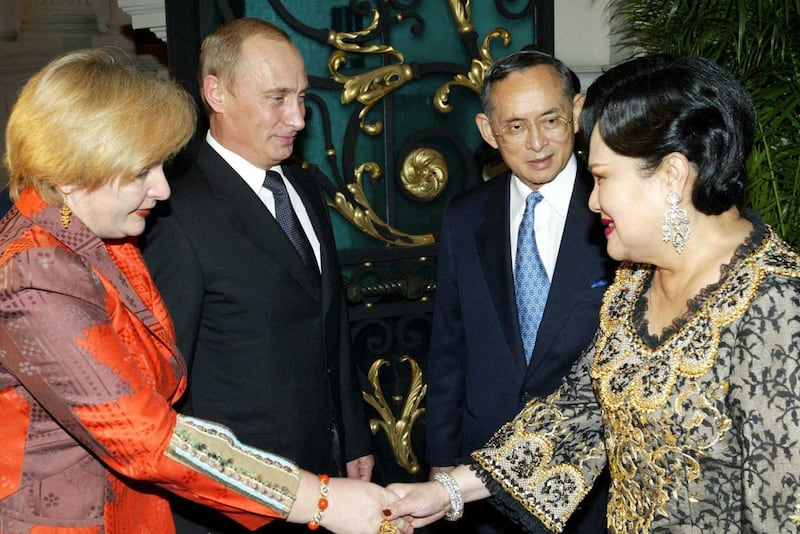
<box><xmin>288</xmin><ymin>472</ymin><xmax>411</xmax><ymax>534</ymax></box>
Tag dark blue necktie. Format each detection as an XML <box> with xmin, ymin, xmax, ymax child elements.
<box><xmin>514</xmin><ymin>191</ymin><xmax>551</xmax><ymax>365</ymax></box>
<box><xmin>262</xmin><ymin>170</ymin><xmax>320</xmax><ymax>289</ymax></box>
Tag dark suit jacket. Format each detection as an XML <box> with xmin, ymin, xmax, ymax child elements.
<box><xmin>425</xmin><ymin>161</ymin><xmax>614</xmax><ymax>532</ymax></box>
<box><xmin>141</xmin><ymin>141</ymin><xmax>370</xmax><ymax>532</ymax></box>
<box><xmin>0</xmin><ymin>187</ymin><xmax>12</xmax><ymax>217</ymax></box>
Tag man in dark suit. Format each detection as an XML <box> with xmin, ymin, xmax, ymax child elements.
<box><xmin>425</xmin><ymin>50</ymin><xmax>614</xmax><ymax>533</ymax></box>
<box><xmin>141</xmin><ymin>18</ymin><xmax>373</xmax><ymax>533</ymax></box>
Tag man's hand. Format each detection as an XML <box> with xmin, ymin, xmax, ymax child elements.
<box><xmin>346</xmin><ymin>454</ymin><xmax>375</xmax><ymax>481</ymax></box>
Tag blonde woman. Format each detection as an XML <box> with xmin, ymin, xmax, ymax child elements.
<box><xmin>0</xmin><ymin>48</ymin><xmax>408</xmax><ymax>534</ymax></box>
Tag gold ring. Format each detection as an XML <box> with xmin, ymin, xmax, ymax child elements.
<box><xmin>379</xmin><ymin>519</ymin><xmax>398</xmax><ymax>534</ymax></box>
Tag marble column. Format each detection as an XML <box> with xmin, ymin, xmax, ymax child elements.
<box><xmin>116</xmin><ymin>0</ymin><xmax>166</xmax><ymax>42</ymax></box>
<box><xmin>0</xmin><ymin>0</ymin><xmax>154</xmax><ymax>186</ymax></box>
<box><xmin>94</xmin><ymin>0</ymin><xmax>134</xmax><ymax>47</ymax></box>
<box><xmin>17</xmin><ymin>0</ymin><xmax>101</xmax><ymax>48</ymax></box>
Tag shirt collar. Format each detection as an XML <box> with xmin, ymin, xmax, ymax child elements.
<box><xmin>510</xmin><ymin>154</ymin><xmax>577</xmax><ymax>217</ymax></box>
<box><xmin>206</xmin><ymin>131</ymin><xmax>283</xmax><ymax>193</ymax></box>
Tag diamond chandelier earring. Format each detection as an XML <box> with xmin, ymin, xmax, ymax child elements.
<box><xmin>662</xmin><ymin>192</ymin><xmax>690</xmax><ymax>254</ymax></box>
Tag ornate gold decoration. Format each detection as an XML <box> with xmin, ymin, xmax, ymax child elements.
<box><xmin>379</xmin><ymin>520</ymin><xmax>398</xmax><ymax>534</ymax></box>
<box><xmin>448</xmin><ymin>0</ymin><xmax>474</xmax><ymax>33</ymax></box>
<box><xmin>400</xmin><ymin>148</ymin><xmax>448</xmax><ymax>201</ymax></box>
<box><xmin>319</xmin><ymin>4</ymin><xmax>514</xmax><ymax>243</ymax></box>
<box><xmin>331</xmin><ymin>162</ymin><xmax>434</xmax><ymax>246</ymax></box>
<box><xmin>434</xmin><ymin>29</ymin><xmax>511</xmax><ymax>113</ymax></box>
<box><xmin>60</xmin><ymin>203</ymin><xmax>71</xmax><ymax>229</ymax></box>
<box><xmin>326</xmin><ymin>8</ymin><xmax>409</xmax><ymax>136</ymax></box>
<box><xmin>326</xmin><ymin>9</ymin><xmax>403</xmax><ymax>59</ymax></box>
<box><xmin>363</xmin><ymin>356</ymin><xmax>427</xmax><ymax>474</ymax></box>
<box><xmin>330</xmin><ymin>51</ymin><xmax>413</xmax><ymax>136</ymax></box>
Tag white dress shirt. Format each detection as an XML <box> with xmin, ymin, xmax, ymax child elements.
<box><xmin>206</xmin><ymin>131</ymin><xmax>322</xmax><ymax>271</ymax></box>
<box><xmin>509</xmin><ymin>155</ymin><xmax>578</xmax><ymax>280</ymax></box>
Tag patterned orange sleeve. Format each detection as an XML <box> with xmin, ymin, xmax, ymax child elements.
<box><xmin>1</xmin><ymin>243</ymin><xmax>298</xmax><ymax>530</ymax></box>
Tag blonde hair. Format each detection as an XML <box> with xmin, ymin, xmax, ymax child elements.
<box><xmin>4</xmin><ymin>48</ymin><xmax>196</xmax><ymax>205</ymax></box>
<box><xmin>199</xmin><ymin>17</ymin><xmax>291</xmax><ymax>113</ymax></box>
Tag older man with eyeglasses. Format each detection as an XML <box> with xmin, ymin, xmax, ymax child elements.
<box><xmin>424</xmin><ymin>49</ymin><xmax>615</xmax><ymax>534</ymax></box>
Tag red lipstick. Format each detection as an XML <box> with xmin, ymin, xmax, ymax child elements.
<box><xmin>601</xmin><ymin>218</ymin><xmax>614</xmax><ymax>238</ymax></box>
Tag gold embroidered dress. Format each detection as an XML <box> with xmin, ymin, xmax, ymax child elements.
<box><xmin>472</xmin><ymin>223</ymin><xmax>800</xmax><ymax>533</ymax></box>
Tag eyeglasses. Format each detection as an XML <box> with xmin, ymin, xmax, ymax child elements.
<box><xmin>492</xmin><ymin>115</ymin><xmax>574</xmax><ymax>146</ymax></box>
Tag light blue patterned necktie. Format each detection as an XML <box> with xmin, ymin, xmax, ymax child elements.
<box><xmin>515</xmin><ymin>191</ymin><xmax>551</xmax><ymax>365</ymax></box>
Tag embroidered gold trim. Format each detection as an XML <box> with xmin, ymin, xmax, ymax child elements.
<box><xmin>472</xmin><ymin>228</ymin><xmax>800</xmax><ymax>534</ymax></box>
<box><xmin>474</xmin><ymin>389</ymin><xmax>606</xmax><ymax>532</ymax></box>
<box><xmin>166</xmin><ymin>415</ymin><xmax>300</xmax><ymax>518</ymax></box>
<box><xmin>591</xmin><ymin>229</ymin><xmax>796</xmax><ymax>532</ymax></box>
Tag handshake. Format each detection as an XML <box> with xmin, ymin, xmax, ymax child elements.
<box><xmin>288</xmin><ymin>465</ymin><xmax>477</xmax><ymax>534</ymax></box>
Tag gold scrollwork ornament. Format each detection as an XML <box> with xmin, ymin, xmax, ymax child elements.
<box><xmin>434</xmin><ymin>29</ymin><xmax>511</xmax><ymax>113</ymax></box>
<box><xmin>326</xmin><ymin>8</ymin><xmax>403</xmax><ymax>59</ymax></box>
<box><xmin>400</xmin><ymin>148</ymin><xmax>448</xmax><ymax>201</ymax></box>
<box><xmin>331</xmin><ymin>162</ymin><xmax>434</xmax><ymax>246</ymax></box>
<box><xmin>362</xmin><ymin>356</ymin><xmax>427</xmax><ymax>474</ymax></box>
<box><xmin>447</xmin><ymin>0</ymin><xmax>474</xmax><ymax>33</ymax></box>
<box><xmin>330</xmin><ymin>51</ymin><xmax>413</xmax><ymax>136</ymax></box>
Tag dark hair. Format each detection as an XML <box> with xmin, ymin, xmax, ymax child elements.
<box><xmin>580</xmin><ymin>54</ymin><xmax>675</xmax><ymax>142</ymax></box>
<box><xmin>480</xmin><ymin>48</ymin><xmax>580</xmax><ymax>116</ymax></box>
<box><xmin>596</xmin><ymin>56</ymin><xmax>755</xmax><ymax>215</ymax></box>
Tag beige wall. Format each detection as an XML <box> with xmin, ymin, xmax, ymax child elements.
<box><xmin>555</xmin><ymin>0</ymin><xmax>615</xmax><ymax>90</ymax></box>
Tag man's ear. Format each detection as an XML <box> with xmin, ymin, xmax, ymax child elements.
<box><xmin>476</xmin><ymin>113</ymin><xmax>499</xmax><ymax>149</ymax></box>
<box><xmin>202</xmin><ymin>75</ymin><xmax>225</xmax><ymax>113</ymax></box>
<box><xmin>572</xmin><ymin>93</ymin><xmax>585</xmax><ymax>134</ymax></box>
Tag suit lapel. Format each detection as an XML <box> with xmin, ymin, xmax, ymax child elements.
<box><xmin>475</xmin><ymin>174</ymin><xmax>527</xmax><ymax>374</ymax></box>
<box><xmin>196</xmin><ymin>144</ymin><xmax>320</xmax><ymax>301</ymax></box>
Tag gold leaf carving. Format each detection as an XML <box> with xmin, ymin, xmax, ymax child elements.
<box><xmin>434</xmin><ymin>29</ymin><xmax>511</xmax><ymax>113</ymax></box>
<box><xmin>326</xmin><ymin>8</ymin><xmax>403</xmax><ymax>59</ymax></box>
<box><xmin>363</xmin><ymin>356</ymin><xmax>427</xmax><ymax>474</ymax></box>
<box><xmin>330</xmin><ymin>162</ymin><xmax>434</xmax><ymax>246</ymax></box>
<box><xmin>400</xmin><ymin>148</ymin><xmax>448</xmax><ymax>201</ymax></box>
<box><xmin>448</xmin><ymin>0</ymin><xmax>474</xmax><ymax>33</ymax></box>
<box><xmin>318</xmin><ymin>4</ymin><xmax>516</xmax><ymax>242</ymax></box>
<box><xmin>330</xmin><ymin>52</ymin><xmax>413</xmax><ymax>135</ymax></box>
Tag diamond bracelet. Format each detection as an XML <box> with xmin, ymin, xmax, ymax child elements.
<box><xmin>432</xmin><ymin>471</ymin><xmax>464</xmax><ymax>521</ymax></box>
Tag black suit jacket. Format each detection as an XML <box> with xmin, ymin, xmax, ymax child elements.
<box><xmin>425</xmin><ymin>161</ymin><xmax>614</xmax><ymax>532</ymax></box>
<box><xmin>141</xmin><ymin>142</ymin><xmax>370</xmax><ymax>532</ymax></box>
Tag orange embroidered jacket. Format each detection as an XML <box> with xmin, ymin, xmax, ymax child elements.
<box><xmin>0</xmin><ymin>189</ymin><xmax>300</xmax><ymax>534</ymax></box>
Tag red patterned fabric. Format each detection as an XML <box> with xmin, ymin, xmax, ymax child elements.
<box><xmin>0</xmin><ymin>189</ymin><xmax>280</xmax><ymax>533</ymax></box>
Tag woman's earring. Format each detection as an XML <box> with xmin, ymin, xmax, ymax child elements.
<box><xmin>661</xmin><ymin>192</ymin><xmax>690</xmax><ymax>254</ymax></box>
<box><xmin>60</xmin><ymin>203</ymin><xmax>71</xmax><ymax>229</ymax></box>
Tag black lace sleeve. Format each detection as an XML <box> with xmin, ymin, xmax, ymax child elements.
<box><xmin>470</xmin><ymin>333</ymin><xmax>608</xmax><ymax>533</ymax></box>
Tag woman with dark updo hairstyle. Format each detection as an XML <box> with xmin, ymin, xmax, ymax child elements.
<box><xmin>382</xmin><ymin>55</ymin><xmax>800</xmax><ymax>534</ymax></box>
